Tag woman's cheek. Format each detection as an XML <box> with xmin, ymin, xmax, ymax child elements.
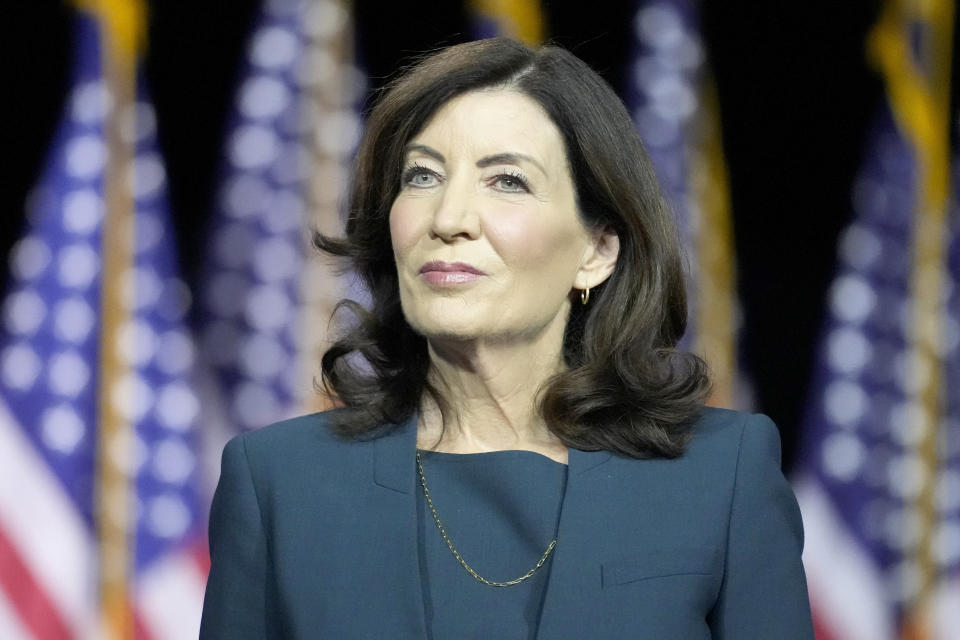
<box><xmin>485</xmin><ymin>213</ymin><xmax>578</xmax><ymax>269</ymax></box>
<box><xmin>388</xmin><ymin>201</ymin><xmax>420</xmax><ymax>254</ymax></box>
<box><xmin>483</xmin><ymin>213</ymin><xmax>549</xmax><ymax>265</ymax></box>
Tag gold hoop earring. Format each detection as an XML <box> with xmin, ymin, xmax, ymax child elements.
<box><xmin>580</xmin><ymin>288</ymin><xmax>590</xmax><ymax>305</ymax></box>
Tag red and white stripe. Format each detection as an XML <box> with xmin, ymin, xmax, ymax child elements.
<box><xmin>0</xmin><ymin>584</ymin><xmax>32</xmax><ymax>640</ymax></box>
<box><xmin>0</xmin><ymin>398</ymin><xmax>99</xmax><ymax>639</ymax></box>
<box><xmin>0</xmin><ymin>398</ymin><xmax>208</xmax><ymax>639</ymax></box>
<box><xmin>137</xmin><ymin>543</ymin><xmax>208</xmax><ymax>640</ymax></box>
<box><xmin>798</xmin><ymin>477</ymin><xmax>960</xmax><ymax>640</ymax></box>
<box><xmin>797</xmin><ymin>476</ymin><xmax>897</xmax><ymax>640</ymax></box>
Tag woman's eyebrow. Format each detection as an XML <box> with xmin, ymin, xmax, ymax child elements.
<box><xmin>476</xmin><ymin>152</ymin><xmax>548</xmax><ymax>176</ymax></box>
<box><xmin>403</xmin><ymin>143</ymin><xmax>445</xmax><ymax>163</ymax></box>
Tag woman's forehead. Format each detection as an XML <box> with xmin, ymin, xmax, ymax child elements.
<box><xmin>409</xmin><ymin>90</ymin><xmax>565</xmax><ymax>164</ymax></box>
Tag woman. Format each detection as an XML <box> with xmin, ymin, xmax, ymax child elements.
<box><xmin>200</xmin><ymin>38</ymin><xmax>814</xmax><ymax>639</ymax></box>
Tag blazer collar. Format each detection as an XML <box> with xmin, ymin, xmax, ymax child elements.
<box><xmin>368</xmin><ymin>412</ymin><xmax>615</xmax><ymax>638</ymax></box>
<box><xmin>371</xmin><ymin>414</ymin><xmax>613</xmax><ymax>493</ymax></box>
<box><xmin>372</xmin><ymin>414</ymin><xmax>419</xmax><ymax>493</ymax></box>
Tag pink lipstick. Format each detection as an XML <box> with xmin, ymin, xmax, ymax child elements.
<box><xmin>418</xmin><ymin>261</ymin><xmax>486</xmax><ymax>285</ymax></box>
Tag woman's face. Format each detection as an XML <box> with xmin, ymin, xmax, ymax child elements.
<box><xmin>389</xmin><ymin>90</ymin><xmax>611</xmax><ymax>345</ymax></box>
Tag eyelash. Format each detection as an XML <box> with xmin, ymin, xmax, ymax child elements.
<box><xmin>490</xmin><ymin>171</ymin><xmax>530</xmax><ymax>193</ymax></box>
<box><xmin>400</xmin><ymin>164</ymin><xmax>531</xmax><ymax>194</ymax></box>
<box><xmin>401</xmin><ymin>163</ymin><xmax>441</xmax><ymax>187</ymax></box>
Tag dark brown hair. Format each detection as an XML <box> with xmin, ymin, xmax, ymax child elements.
<box><xmin>316</xmin><ymin>38</ymin><xmax>710</xmax><ymax>458</ymax></box>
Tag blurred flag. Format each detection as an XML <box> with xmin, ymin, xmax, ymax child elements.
<box><xmin>470</xmin><ymin>0</ymin><xmax>544</xmax><ymax>44</ymax></box>
<box><xmin>628</xmin><ymin>0</ymin><xmax>746</xmax><ymax>408</ymax></box>
<box><xmin>0</xmin><ymin>3</ymin><xmax>207</xmax><ymax>640</ymax></box>
<box><xmin>196</xmin><ymin>0</ymin><xmax>363</xmax><ymax>441</ymax></box>
<box><xmin>794</xmin><ymin>0</ymin><xmax>959</xmax><ymax>638</ymax></box>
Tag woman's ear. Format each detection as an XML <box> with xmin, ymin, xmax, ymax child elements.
<box><xmin>575</xmin><ymin>226</ymin><xmax>620</xmax><ymax>290</ymax></box>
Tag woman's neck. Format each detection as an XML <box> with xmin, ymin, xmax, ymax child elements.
<box><xmin>416</xmin><ymin>327</ymin><xmax>569</xmax><ymax>463</ymax></box>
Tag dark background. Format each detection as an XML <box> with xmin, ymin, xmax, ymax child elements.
<box><xmin>1</xmin><ymin>1</ymin><xmax>895</xmax><ymax>472</ymax></box>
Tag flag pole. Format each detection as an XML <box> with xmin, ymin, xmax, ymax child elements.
<box><xmin>74</xmin><ymin>0</ymin><xmax>146</xmax><ymax>637</ymax></box>
<box><xmin>868</xmin><ymin>0</ymin><xmax>955</xmax><ymax>632</ymax></box>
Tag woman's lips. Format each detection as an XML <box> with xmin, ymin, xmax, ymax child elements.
<box><xmin>418</xmin><ymin>261</ymin><xmax>486</xmax><ymax>285</ymax></box>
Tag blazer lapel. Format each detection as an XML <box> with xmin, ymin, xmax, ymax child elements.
<box><xmin>373</xmin><ymin>416</ymin><xmax>418</xmax><ymax>493</ymax></box>
<box><xmin>369</xmin><ymin>421</ymin><xmax>616</xmax><ymax>639</ymax></box>
<box><xmin>368</xmin><ymin>416</ymin><xmax>430</xmax><ymax>637</ymax></box>
<box><xmin>567</xmin><ymin>447</ymin><xmax>612</xmax><ymax>475</ymax></box>
<box><xmin>536</xmin><ymin>447</ymin><xmax>613</xmax><ymax>639</ymax></box>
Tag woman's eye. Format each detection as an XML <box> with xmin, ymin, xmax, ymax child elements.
<box><xmin>493</xmin><ymin>173</ymin><xmax>529</xmax><ymax>193</ymax></box>
<box><xmin>402</xmin><ymin>166</ymin><xmax>440</xmax><ymax>188</ymax></box>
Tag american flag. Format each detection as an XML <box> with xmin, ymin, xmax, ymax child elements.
<box><xmin>794</xmin><ymin>0</ymin><xmax>960</xmax><ymax>638</ymax></box>
<box><xmin>628</xmin><ymin>0</ymin><xmax>745</xmax><ymax>408</ymax></box>
<box><xmin>0</xmin><ymin>6</ymin><xmax>207</xmax><ymax>640</ymax></box>
<box><xmin>197</xmin><ymin>0</ymin><xmax>362</xmax><ymax>438</ymax></box>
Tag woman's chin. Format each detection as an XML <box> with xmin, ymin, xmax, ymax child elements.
<box><xmin>410</xmin><ymin>318</ymin><xmax>492</xmax><ymax>344</ymax></box>
<box><xmin>401</xmin><ymin>298</ymin><xmax>499</xmax><ymax>342</ymax></box>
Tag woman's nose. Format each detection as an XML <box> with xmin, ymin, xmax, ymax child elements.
<box><xmin>429</xmin><ymin>178</ymin><xmax>481</xmax><ymax>242</ymax></box>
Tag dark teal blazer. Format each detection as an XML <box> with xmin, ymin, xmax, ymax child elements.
<box><xmin>200</xmin><ymin>407</ymin><xmax>814</xmax><ymax>639</ymax></box>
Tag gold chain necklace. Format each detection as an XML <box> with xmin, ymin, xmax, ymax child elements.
<box><xmin>415</xmin><ymin>450</ymin><xmax>558</xmax><ymax>587</ymax></box>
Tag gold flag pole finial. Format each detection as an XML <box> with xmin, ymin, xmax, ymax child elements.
<box><xmin>73</xmin><ymin>0</ymin><xmax>147</xmax><ymax>64</ymax></box>
<box><xmin>471</xmin><ymin>0</ymin><xmax>545</xmax><ymax>46</ymax></box>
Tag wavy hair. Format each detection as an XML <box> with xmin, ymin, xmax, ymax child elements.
<box><xmin>316</xmin><ymin>38</ymin><xmax>710</xmax><ymax>458</ymax></box>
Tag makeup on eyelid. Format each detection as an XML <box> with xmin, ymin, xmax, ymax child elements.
<box><xmin>400</xmin><ymin>162</ymin><xmax>532</xmax><ymax>193</ymax></box>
